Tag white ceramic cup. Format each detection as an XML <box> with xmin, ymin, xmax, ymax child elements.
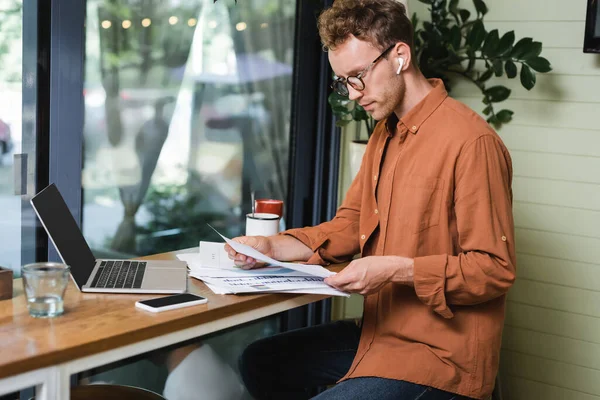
<box><xmin>245</xmin><ymin>213</ymin><xmax>280</xmax><ymax>237</ymax></box>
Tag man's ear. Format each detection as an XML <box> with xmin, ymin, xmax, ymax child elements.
<box><xmin>393</xmin><ymin>42</ymin><xmax>412</xmax><ymax>70</ymax></box>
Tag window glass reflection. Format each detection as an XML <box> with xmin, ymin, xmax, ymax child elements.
<box><xmin>0</xmin><ymin>0</ymin><xmax>22</xmax><ymax>272</ymax></box>
<box><xmin>83</xmin><ymin>0</ymin><xmax>295</xmax><ymax>257</ymax></box>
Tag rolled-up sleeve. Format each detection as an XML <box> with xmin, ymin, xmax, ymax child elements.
<box><xmin>414</xmin><ymin>135</ymin><xmax>516</xmax><ymax>318</ymax></box>
<box><xmin>283</xmin><ymin>153</ymin><xmax>366</xmax><ymax>265</ymax></box>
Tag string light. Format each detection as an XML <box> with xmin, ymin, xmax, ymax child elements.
<box><xmin>122</xmin><ymin>20</ymin><xmax>131</xmax><ymax>29</ymax></box>
<box><xmin>141</xmin><ymin>18</ymin><xmax>151</xmax><ymax>27</ymax></box>
<box><xmin>169</xmin><ymin>16</ymin><xmax>179</xmax><ymax>25</ymax></box>
<box><xmin>260</xmin><ymin>23</ymin><xmax>268</xmax><ymax>28</ymax></box>
<box><xmin>188</xmin><ymin>18</ymin><xmax>197</xmax><ymax>27</ymax></box>
<box><xmin>101</xmin><ymin>20</ymin><xmax>112</xmax><ymax>29</ymax></box>
<box><xmin>235</xmin><ymin>22</ymin><xmax>247</xmax><ymax>31</ymax></box>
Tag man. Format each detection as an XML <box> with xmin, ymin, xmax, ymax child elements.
<box><xmin>227</xmin><ymin>0</ymin><xmax>516</xmax><ymax>399</ymax></box>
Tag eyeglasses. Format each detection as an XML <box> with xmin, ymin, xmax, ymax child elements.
<box><xmin>331</xmin><ymin>44</ymin><xmax>395</xmax><ymax>97</ymax></box>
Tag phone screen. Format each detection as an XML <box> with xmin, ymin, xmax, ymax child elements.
<box><xmin>138</xmin><ymin>293</ymin><xmax>206</xmax><ymax>309</ymax></box>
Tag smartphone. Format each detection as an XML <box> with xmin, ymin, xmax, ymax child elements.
<box><xmin>135</xmin><ymin>293</ymin><xmax>208</xmax><ymax>313</ymax></box>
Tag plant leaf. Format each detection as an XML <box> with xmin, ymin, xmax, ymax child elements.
<box><xmin>482</xmin><ymin>29</ymin><xmax>500</xmax><ymax>56</ymax></box>
<box><xmin>483</xmin><ymin>85</ymin><xmax>511</xmax><ymax>102</ymax></box>
<box><xmin>335</xmin><ymin>119</ymin><xmax>351</xmax><ymax>127</ymax></box>
<box><xmin>449</xmin><ymin>0</ymin><xmax>459</xmax><ymax>14</ymax></box>
<box><xmin>496</xmin><ymin>31</ymin><xmax>515</xmax><ymax>56</ymax></box>
<box><xmin>504</xmin><ymin>60</ymin><xmax>517</xmax><ymax>78</ymax></box>
<box><xmin>332</xmin><ymin>106</ymin><xmax>350</xmax><ymax>114</ymax></box>
<box><xmin>328</xmin><ymin>91</ymin><xmax>350</xmax><ymax>108</ymax></box>
<box><xmin>351</xmin><ymin>106</ymin><xmax>369</xmax><ymax>121</ymax></box>
<box><xmin>526</xmin><ymin>56</ymin><xmax>552</xmax><ymax>73</ymax></box>
<box><xmin>467</xmin><ymin>20</ymin><xmax>486</xmax><ymax>50</ymax></box>
<box><xmin>482</xmin><ymin>105</ymin><xmax>493</xmax><ymax>115</ymax></box>
<box><xmin>510</xmin><ymin>37</ymin><xmax>533</xmax><ymax>60</ymax></box>
<box><xmin>450</xmin><ymin>25</ymin><xmax>461</xmax><ymax>50</ymax></box>
<box><xmin>411</xmin><ymin>12</ymin><xmax>419</xmax><ymax>32</ymax></box>
<box><xmin>473</xmin><ymin>0</ymin><xmax>488</xmax><ymax>16</ymax></box>
<box><xmin>524</xmin><ymin>41</ymin><xmax>543</xmax><ymax>60</ymax></box>
<box><xmin>520</xmin><ymin>64</ymin><xmax>536</xmax><ymax>90</ymax></box>
<box><xmin>459</xmin><ymin>9</ymin><xmax>471</xmax><ymax>22</ymax></box>
<box><xmin>486</xmin><ymin>115</ymin><xmax>499</xmax><ymax>127</ymax></box>
<box><xmin>492</xmin><ymin>59</ymin><xmax>503</xmax><ymax>76</ymax></box>
<box><xmin>496</xmin><ymin>109</ymin><xmax>514</xmax><ymax>123</ymax></box>
<box><xmin>478</xmin><ymin>68</ymin><xmax>494</xmax><ymax>83</ymax></box>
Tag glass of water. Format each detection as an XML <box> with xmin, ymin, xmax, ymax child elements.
<box><xmin>21</xmin><ymin>262</ymin><xmax>70</xmax><ymax>318</ymax></box>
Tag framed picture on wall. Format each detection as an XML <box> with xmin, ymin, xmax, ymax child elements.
<box><xmin>584</xmin><ymin>0</ymin><xmax>600</xmax><ymax>53</ymax></box>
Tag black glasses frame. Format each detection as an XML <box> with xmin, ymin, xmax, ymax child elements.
<box><xmin>331</xmin><ymin>44</ymin><xmax>395</xmax><ymax>97</ymax></box>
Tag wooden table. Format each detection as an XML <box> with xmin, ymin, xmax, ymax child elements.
<box><xmin>0</xmin><ymin>248</ymin><xmax>342</xmax><ymax>399</ymax></box>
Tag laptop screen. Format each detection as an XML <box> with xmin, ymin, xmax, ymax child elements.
<box><xmin>30</xmin><ymin>184</ymin><xmax>96</xmax><ymax>289</ymax></box>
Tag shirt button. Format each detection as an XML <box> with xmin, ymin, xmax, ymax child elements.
<box><xmin>374</xmin><ymin>209</ymin><xmax>379</xmax><ymax>214</ymax></box>
<box><xmin>501</xmin><ymin>236</ymin><xmax>507</xmax><ymax>242</ymax></box>
<box><xmin>373</xmin><ymin>175</ymin><xmax>378</xmax><ymax>181</ymax></box>
<box><xmin>361</xmin><ymin>235</ymin><xmax>366</xmax><ymax>240</ymax></box>
<box><xmin>411</xmin><ymin>125</ymin><xmax>417</xmax><ymax>131</ymax></box>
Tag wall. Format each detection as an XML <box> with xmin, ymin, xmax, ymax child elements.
<box><xmin>407</xmin><ymin>0</ymin><xmax>600</xmax><ymax>398</ymax></box>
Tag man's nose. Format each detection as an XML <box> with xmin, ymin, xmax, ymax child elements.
<box><xmin>348</xmin><ymin>85</ymin><xmax>363</xmax><ymax>101</ymax></box>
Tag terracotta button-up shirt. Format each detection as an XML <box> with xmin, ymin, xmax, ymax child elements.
<box><xmin>284</xmin><ymin>79</ymin><xmax>516</xmax><ymax>399</ymax></box>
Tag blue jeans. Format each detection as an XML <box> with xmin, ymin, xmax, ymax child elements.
<box><xmin>239</xmin><ymin>320</ymin><xmax>474</xmax><ymax>400</ymax></box>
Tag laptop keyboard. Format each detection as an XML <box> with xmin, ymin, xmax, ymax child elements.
<box><xmin>90</xmin><ymin>260</ymin><xmax>147</xmax><ymax>289</ymax></box>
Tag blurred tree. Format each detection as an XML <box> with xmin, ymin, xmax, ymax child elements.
<box><xmin>0</xmin><ymin>1</ymin><xmax>23</xmax><ymax>83</ymax></box>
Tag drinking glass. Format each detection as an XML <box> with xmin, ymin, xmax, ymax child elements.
<box><xmin>21</xmin><ymin>262</ymin><xmax>70</xmax><ymax>318</ymax></box>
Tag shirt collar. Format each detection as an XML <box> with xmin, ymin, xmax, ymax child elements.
<box><xmin>384</xmin><ymin>78</ymin><xmax>448</xmax><ymax>136</ymax></box>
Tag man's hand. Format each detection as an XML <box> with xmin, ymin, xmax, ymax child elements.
<box><xmin>225</xmin><ymin>236</ymin><xmax>274</xmax><ymax>269</ymax></box>
<box><xmin>324</xmin><ymin>256</ymin><xmax>414</xmax><ymax>295</ymax></box>
<box><xmin>225</xmin><ymin>234</ymin><xmax>314</xmax><ymax>269</ymax></box>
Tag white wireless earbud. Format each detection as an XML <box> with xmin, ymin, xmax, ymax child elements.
<box><xmin>396</xmin><ymin>58</ymin><xmax>405</xmax><ymax>75</ymax></box>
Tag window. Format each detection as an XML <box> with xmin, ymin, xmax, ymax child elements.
<box><xmin>0</xmin><ymin>0</ymin><xmax>22</xmax><ymax>271</ymax></box>
<box><xmin>0</xmin><ymin>0</ymin><xmax>44</xmax><ymax>275</ymax></box>
<box><xmin>82</xmin><ymin>0</ymin><xmax>296</xmax><ymax>257</ymax></box>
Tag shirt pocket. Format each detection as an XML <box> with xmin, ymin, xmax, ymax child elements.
<box><xmin>400</xmin><ymin>175</ymin><xmax>444</xmax><ymax>233</ymax></box>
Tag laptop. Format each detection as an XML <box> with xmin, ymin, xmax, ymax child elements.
<box><xmin>30</xmin><ymin>183</ymin><xmax>188</xmax><ymax>294</ymax></box>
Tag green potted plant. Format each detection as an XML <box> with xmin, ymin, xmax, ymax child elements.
<box><xmin>330</xmin><ymin>0</ymin><xmax>552</xmax><ymax>176</ymax></box>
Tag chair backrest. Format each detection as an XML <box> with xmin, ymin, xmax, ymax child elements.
<box><xmin>70</xmin><ymin>384</ymin><xmax>166</xmax><ymax>400</ymax></box>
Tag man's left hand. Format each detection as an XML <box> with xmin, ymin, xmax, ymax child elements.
<box><xmin>324</xmin><ymin>256</ymin><xmax>414</xmax><ymax>295</ymax></box>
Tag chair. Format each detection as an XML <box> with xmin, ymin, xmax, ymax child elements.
<box><xmin>491</xmin><ymin>375</ymin><xmax>503</xmax><ymax>400</ymax></box>
<box><xmin>31</xmin><ymin>384</ymin><xmax>166</xmax><ymax>400</ymax></box>
<box><xmin>71</xmin><ymin>385</ymin><xmax>166</xmax><ymax>400</ymax></box>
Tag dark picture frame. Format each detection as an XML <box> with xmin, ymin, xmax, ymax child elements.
<box><xmin>584</xmin><ymin>0</ymin><xmax>600</xmax><ymax>53</ymax></box>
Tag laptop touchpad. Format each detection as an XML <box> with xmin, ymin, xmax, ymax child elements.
<box><xmin>143</xmin><ymin>268</ymin><xmax>185</xmax><ymax>289</ymax></box>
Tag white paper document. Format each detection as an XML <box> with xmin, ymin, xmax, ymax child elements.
<box><xmin>210</xmin><ymin>228</ymin><xmax>334</xmax><ymax>278</ymax></box>
<box><xmin>200</xmin><ymin>279</ymin><xmax>347</xmax><ymax>297</ymax></box>
<box><xmin>200</xmin><ymin>275</ymin><xmax>334</xmax><ymax>293</ymax></box>
<box><xmin>177</xmin><ymin>228</ymin><xmax>348</xmax><ymax>297</ymax></box>
<box><xmin>179</xmin><ymin>244</ymin><xmax>312</xmax><ymax>277</ymax></box>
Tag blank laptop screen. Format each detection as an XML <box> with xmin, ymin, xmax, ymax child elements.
<box><xmin>30</xmin><ymin>184</ymin><xmax>96</xmax><ymax>288</ymax></box>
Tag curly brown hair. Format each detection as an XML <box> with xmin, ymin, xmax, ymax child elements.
<box><xmin>317</xmin><ymin>0</ymin><xmax>414</xmax><ymax>52</ymax></box>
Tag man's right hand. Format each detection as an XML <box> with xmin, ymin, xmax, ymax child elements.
<box><xmin>225</xmin><ymin>236</ymin><xmax>274</xmax><ymax>269</ymax></box>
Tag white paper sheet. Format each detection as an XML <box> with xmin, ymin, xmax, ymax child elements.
<box><xmin>177</xmin><ymin>252</ymin><xmax>309</xmax><ymax>277</ymax></box>
<box><xmin>196</xmin><ymin>241</ymin><xmax>241</xmax><ymax>269</ymax></box>
<box><xmin>180</xmin><ymin>264</ymin><xmax>314</xmax><ymax>278</ymax></box>
<box><xmin>208</xmin><ymin>226</ymin><xmax>335</xmax><ymax>278</ymax></box>
<box><xmin>198</xmin><ymin>277</ymin><xmax>348</xmax><ymax>297</ymax></box>
<box><xmin>192</xmin><ymin>274</ymin><xmax>349</xmax><ymax>297</ymax></box>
